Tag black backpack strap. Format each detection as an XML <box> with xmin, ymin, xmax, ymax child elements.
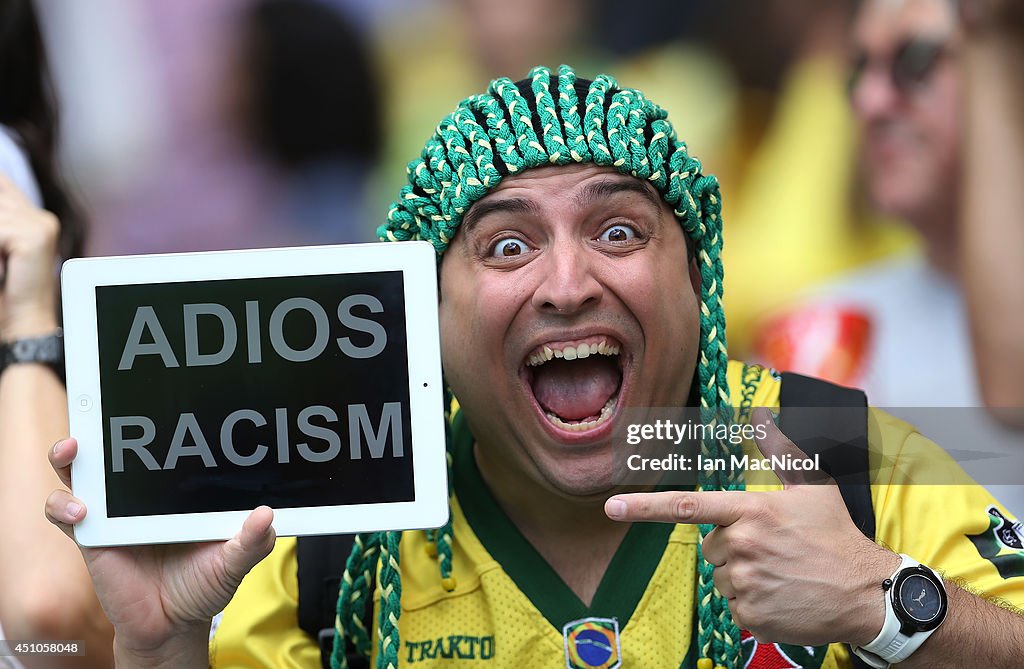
<box><xmin>297</xmin><ymin>534</ymin><xmax>373</xmax><ymax>669</ymax></box>
<box><xmin>778</xmin><ymin>372</ymin><xmax>875</xmax><ymax>669</ymax></box>
<box><xmin>779</xmin><ymin>372</ymin><xmax>875</xmax><ymax>541</ymax></box>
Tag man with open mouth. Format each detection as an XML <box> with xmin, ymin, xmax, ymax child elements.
<box><xmin>47</xmin><ymin>65</ymin><xmax>1023</xmax><ymax>669</ymax></box>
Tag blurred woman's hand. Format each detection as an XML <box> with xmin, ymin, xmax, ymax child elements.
<box><xmin>0</xmin><ymin>173</ymin><xmax>60</xmax><ymax>340</ymax></box>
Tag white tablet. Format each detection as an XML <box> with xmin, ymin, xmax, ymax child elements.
<box><xmin>62</xmin><ymin>242</ymin><xmax>449</xmax><ymax>547</ymax></box>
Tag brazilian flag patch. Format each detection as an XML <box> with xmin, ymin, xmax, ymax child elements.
<box><xmin>968</xmin><ymin>506</ymin><xmax>1024</xmax><ymax>579</ymax></box>
<box><xmin>562</xmin><ymin>617</ymin><xmax>621</xmax><ymax>669</ymax></box>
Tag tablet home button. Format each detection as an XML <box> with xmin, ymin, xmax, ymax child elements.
<box><xmin>76</xmin><ymin>395</ymin><xmax>93</xmax><ymax>412</ymax></box>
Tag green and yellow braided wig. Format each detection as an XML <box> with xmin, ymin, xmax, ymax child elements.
<box><xmin>331</xmin><ymin>64</ymin><xmax>745</xmax><ymax>669</ymax></box>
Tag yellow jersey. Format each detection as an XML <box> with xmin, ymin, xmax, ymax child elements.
<box><xmin>210</xmin><ymin>362</ymin><xmax>1024</xmax><ymax>668</ymax></box>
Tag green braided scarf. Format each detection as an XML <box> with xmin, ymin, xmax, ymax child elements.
<box><xmin>331</xmin><ymin>64</ymin><xmax>745</xmax><ymax>669</ymax></box>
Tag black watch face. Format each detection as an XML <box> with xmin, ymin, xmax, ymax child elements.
<box><xmin>897</xmin><ymin>573</ymin><xmax>943</xmax><ymax>624</ymax></box>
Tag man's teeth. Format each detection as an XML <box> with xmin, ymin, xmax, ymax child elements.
<box><xmin>545</xmin><ymin>397</ymin><xmax>617</xmax><ymax>431</ymax></box>
<box><xmin>527</xmin><ymin>340</ymin><xmax>621</xmax><ymax>367</ymax></box>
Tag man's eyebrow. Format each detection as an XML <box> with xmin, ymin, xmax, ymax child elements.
<box><xmin>461</xmin><ymin>197</ymin><xmax>539</xmax><ymax>235</ymax></box>
<box><xmin>573</xmin><ymin>178</ymin><xmax>662</xmax><ymax>212</ymax></box>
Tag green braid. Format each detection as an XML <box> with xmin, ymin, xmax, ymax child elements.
<box><xmin>684</xmin><ymin>165</ymin><xmax>744</xmax><ymax>667</ymax></box>
<box><xmin>331</xmin><ymin>532</ymin><xmax>381</xmax><ymax>668</ymax></box>
<box><xmin>529</xmin><ymin>67</ymin><xmax>570</xmax><ymax>164</ymax></box>
<box><xmin>432</xmin><ymin>387</ymin><xmax>457</xmax><ymax>589</ymax></box>
<box><xmin>737</xmin><ymin>364</ymin><xmax>764</xmax><ymax>426</ymax></box>
<box><xmin>331</xmin><ymin>390</ymin><xmax>458</xmax><ymax>669</ymax></box>
<box><xmin>432</xmin><ymin>450</ymin><xmax>456</xmax><ymax>586</ymax></box>
<box><xmin>358</xmin><ymin>64</ymin><xmax>748</xmax><ymax>668</ymax></box>
<box><xmin>376</xmin><ymin>531</ymin><xmax>403</xmax><ymax>669</ymax></box>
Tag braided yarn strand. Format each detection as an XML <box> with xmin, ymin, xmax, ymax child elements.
<box><xmin>376</xmin><ymin>531</ymin><xmax>403</xmax><ymax>669</ymax></box>
<box><xmin>691</xmin><ymin>172</ymin><xmax>743</xmax><ymax>666</ymax></box>
<box><xmin>332</xmin><ymin>532</ymin><xmax>382</xmax><ymax>668</ymax></box>
<box><xmin>435</xmin><ymin>387</ymin><xmax>457</xmax><ymax>589</ymax></box>
<box><xmin>372</xmin><ymin>64</ymin><xmax>746</xmax><ymax>668</ymax></box>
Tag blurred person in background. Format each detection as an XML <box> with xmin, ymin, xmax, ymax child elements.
<box><xmin>456</xmin><ymin>0</ymin><xmax>587</xmax><ymax>80</ymax></box>
<box><xmin>754</xmin><ymin>0</ymin><xmax>1023</xmax><ymax>512</ymax></box>
<box><xmin>765</xmin><ymin>0</ymin><xmax>966</xmax><ymax>406</ymax></box>
<box><xmin>749</xmin><ymin>0</ymin><xmax>961</xmax><ymax>397</ymax></box>
<box><xmin>229</xmin><ymin>0</ymin><xmax>383</xmax><ymax>244</ymax></box>
<box><xmin>691</xmin><ymin>0</ymin><xmax>918</xmax><ymax>356</ymax></box>
<box><xmin>0</xmin><ymin>0</ymin><xmax>113</xmax><ymax>666</ymax></box>
<box><xmin>370</xmin><ymin>0</ymin><xmax>601</xmax><ymax>216</ymax></box>
<box><xmin>88</xmin><ymin>0</ymin><xmax>383</xmax><ymax>255</ymax></box>
<box><xmin>959</xmin><ymin>0</ymin><xmax>1024</xmax><ymax>426</ymax></box>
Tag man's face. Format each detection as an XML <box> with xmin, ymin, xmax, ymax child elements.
<box><xmin>438</xmin><ymin>164</ymin><xmax>701</xmax><ymax>498</ymax></box>
<box><xmin>849</xmin><ymin>0</ymin><xmax>961</xmax><ymax>225</ymax></box>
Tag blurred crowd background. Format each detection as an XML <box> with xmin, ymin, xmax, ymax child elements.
<box><xmin>3</xmin><ymin>3</ymin><xmax>1022</xmax><ymax>664</ymax></box>
<box><xmin>20</xmin><ymin>0</ymin><xmax>1020</xmax><ymax>406</ymax></box>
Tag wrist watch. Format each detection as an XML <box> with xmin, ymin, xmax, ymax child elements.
<box><xmin>0</xmin><ymin>329</ymin><xmax>65</xmax><ymax>381</ymax></box>
<box><xmin>852</xmin><ymin>554</ymin><xmax>948</xmax><ymax>668</ymax></box>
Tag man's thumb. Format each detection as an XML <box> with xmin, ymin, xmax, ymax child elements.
<box><xmin>223</xmin><ymin>506</ymin><xmax>276</xmax><ymax>583</ymax></box>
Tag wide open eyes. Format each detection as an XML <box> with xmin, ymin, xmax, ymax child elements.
<box><xmin>490</xmin><ymin>237</ymin><xmax>529</xmax><ymax>257</ymax></box>
<box><xmin>599</xmin><ymin>223</ymin><xmax>638</xmax><ymax>243</ymax></box>
<box><xmin>487</xmin><ymin>222</ymin><xmax>640</xmax><ymax>258</ymax></box>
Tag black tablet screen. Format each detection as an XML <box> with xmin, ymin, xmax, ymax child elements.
<box><xmin>95</xmin><ymin>271</ymin><xmax>414</xmax><ymax>517</ymax></box>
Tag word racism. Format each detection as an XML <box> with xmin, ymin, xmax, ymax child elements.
<box><xmin>626</xmin><ymin>418</ymin><xmax>769</xmax><ymax>446</ymax></box>
<box><xmin>110</xmin><ymin>293</ymin><xmax>402</xmax><ymax>473</ymax></box>
<box><xmin>110</xmin><ymin>403</ymin><xmax>403</xmax><ymax>473</ymax></box>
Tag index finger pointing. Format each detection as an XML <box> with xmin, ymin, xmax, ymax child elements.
<box><xmin>605</xmin><ymin>490</ymin><xmax>751</xmax><ymax>526</ymax></box>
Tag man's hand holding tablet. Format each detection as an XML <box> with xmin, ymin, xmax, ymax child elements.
<box><xmin>44</xmin><ymin>242</ymin><xmax>449</xmax><ymax>665</ymax></box>
<box><xmin>46</xmin><ymin>437</ymin><xmax>276</xmax><ymax>667</ymax></box>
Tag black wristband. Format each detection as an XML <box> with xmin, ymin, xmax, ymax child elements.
<box><xmin>0</xmin><ymin>329</ymin><xmax>66</xmax><ymax>382</ymax></box>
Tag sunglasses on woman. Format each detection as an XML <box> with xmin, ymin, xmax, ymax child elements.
<box><xmin>848</xmin><ymin>37</ymin><xmax>948</xmax><ymax>98</ymax></box>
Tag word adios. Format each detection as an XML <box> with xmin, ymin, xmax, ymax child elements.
<box><xmin>117</xmin><ymin>294</ymin><xmax>388</xmax><ymax>369</ymax></box>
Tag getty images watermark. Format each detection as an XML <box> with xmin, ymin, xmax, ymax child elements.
<box><xmin>612</xmin><ymin>406</ymin><xmax>1024</xmax><ymax>488</ymax></box>
<box><xmin>612</xmin><ymin>408</ymin><xmax>825</xmax><ymax>486</ymax></box>
<box><xmin>623</xmin><ymin>418</ymin><xmax>820</xmax><ymax>475</ymax></box>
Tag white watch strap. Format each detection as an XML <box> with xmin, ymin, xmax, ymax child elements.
<box><xmin>850</xmin><ymin>647</ymin><xmax>888</xmax><ymax>669</ymax></box>
<box><xmin>852</xmin><ymin>554</ymin><xmax>944</xmax><ymax>668</ymax></box>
